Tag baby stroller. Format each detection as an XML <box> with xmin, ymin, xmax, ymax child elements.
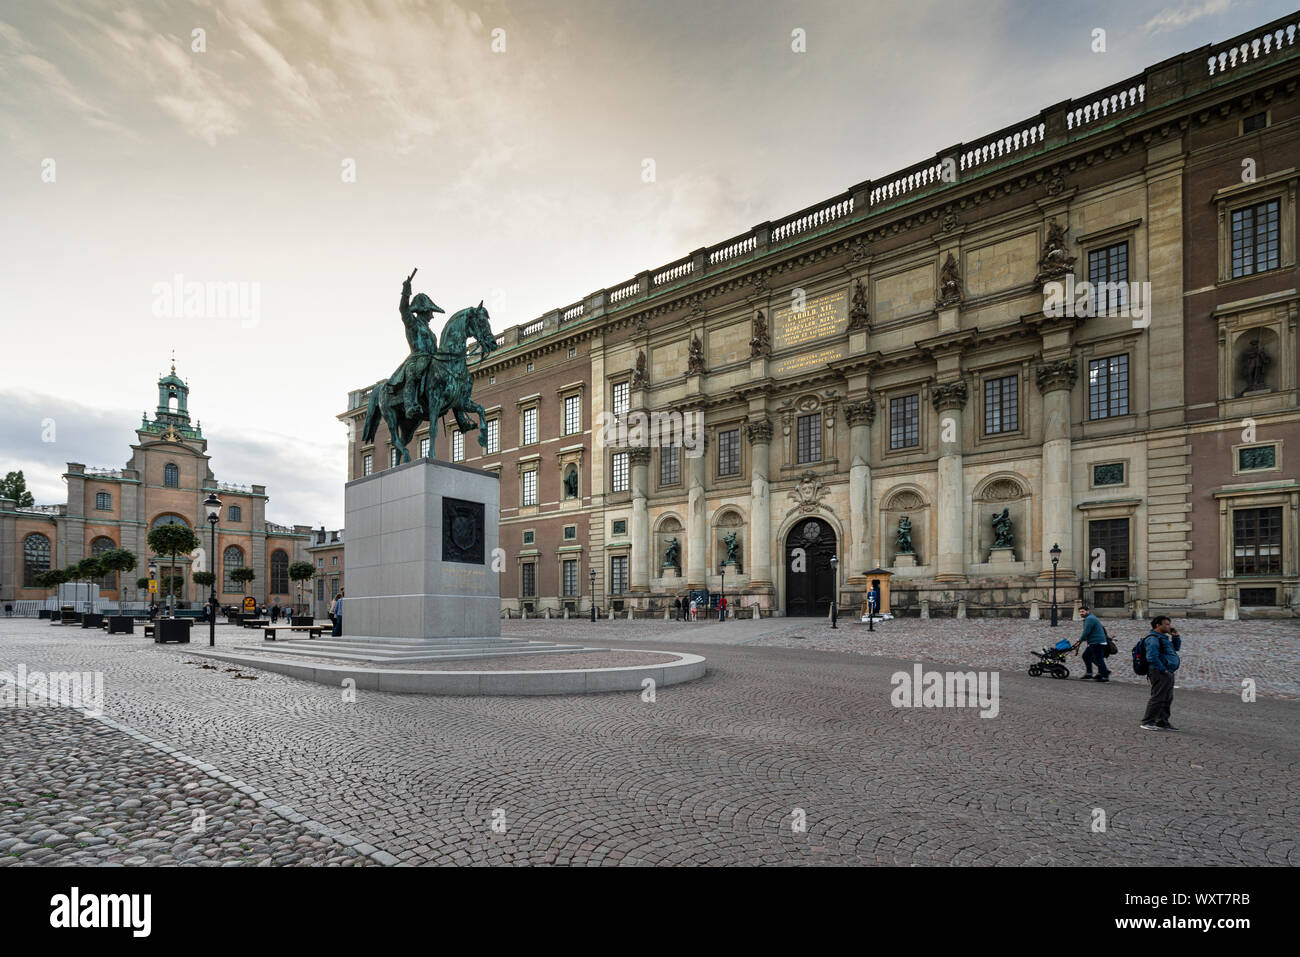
<box><xmin>1028</xmin><ymin>638</ymin><xmax>1078</xmax><ymax>679</ymax></box>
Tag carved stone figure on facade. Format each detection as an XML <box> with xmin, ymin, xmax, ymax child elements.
<box><xmin>847</xmin><ymin>280</ymin><xmax>870</xmax><ymax>331</ymax></box>
<box><xmin>896</xmin><ymin>516</ymin><xmax>915</xmax><ymax>555</ymax></box>
<box><xmin>991</xmin><ymin>508</ymin><xmax>1014</xmax><ymax>549</ymax></box>
<box><xmin>721</xmin><ymin>531</ymin><xmax>741</xmax><ymax>567</ymax></box>
<box><xmin>936</xmin><ymin>252</ymin><xmax>962</xmax><ymax>306</ymax></box>
<box><xmin>687</xmin><ymin>334</ymin><xmax>706</xmax><ymax>375</ymax></box>
<box><xmin>632</xmin><ymin>351</ymin><xmax>647</xmax><ymax>389</ymax></box>
<box><xmin>663</xmin><ymin>536</ymin><xmax>681</xmax><ymax>571</ymax></box>
<box><xmin>1240</xmin><ymin>334</ymin><xmax>1271</xmax><ymax>394</ymax></box>
<box><xmin>563</xmin><ymin>465</ymin><xmax>579</xmax><ymax>499</ymax></box>
<box><xmin>749</xmin><ymin>311</ymin><xmax>770</xmax><ymax>357</ymax></box>
<box><xmin>1034</xmin><ymin>221</ymin><xmax>1077</xmax><ymax>284</ymax></box>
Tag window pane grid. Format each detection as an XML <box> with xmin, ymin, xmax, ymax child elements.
<box><xmin>521</xmin><ymin>563</ymin><xmax>536</xmax><ymax>598</ymax></box>
<box><xmin>717</xmin><ymin>429</ymin><xmax>740</xmax><ymax>476</ymax></box>
<box><xmin>612</xmin><ymin>382</ymin><xmax>629</xmax><ymax>419</ymax></box>
<box><xmin>1234</xmin><ymin>507</ymin><xmax>1282</xmax><ymax>576</ymax></box>
<box><xmin>889</xmin><ymin>395</ymin><xmax>919</xmax><ymax>449</ymax></box>
<box><xmin>796</xmin><ymin>413</ymin><xmax>822</xmax><ymax>463</ymax></box>
<box><xmin>1087</xmin><ymin>242</ymin><xmax>1129</xmax><ymax>311</ymax></box>
<box><xmin>452</xmin><ymin>432</ymin><xmax>464</xmax><ymax>462</ymax></box>
<box><xmin>523</xmin><ymin>407</ymin><xmax>538</xmax><ymax>445</ymax></box>
<box><xmin>1088</xmin><ymin>519</ymin><xmax>1130</xmax><ymax>579</ymax></box>
<box><xmin>611</xmin><ymin>452</ymin><xmax>629</xmax><ymax>492</ymax></box>
<box><xmin>660</xmin><ymin>445</ymin><xmax>680</xmax><ymax>485</ymax></box>
<box><xmin>1088</xmin><ymin>355</ymin><xmax>1129</xmax><ymax>419</ymax></box>
<box><xmin>1231</xmin><ymin>200</ymin><xmax>1280</xmax><ymax>278</ymax></box>
<box><xmin>562</xmin><ymin>560</ymin><xmax>578</xmax><ymax>596</ymax></box>
<box><xmin>564</xmin><ymin>395</ymin><xmax>580</xmax><ymax>435</ymax></box>
<box><xmin>522</xmin><ymin>470</ymin><xmax>538</xmax><ymax>506</ymax></box>
<box><xmin>610</xmin><ymin>556</ymin><xmax>628</xmax><ymax>595</ymax></box>
<box><xmin>983</xmin><ymin>375</ymin><xmax>1018</xmax><ymax>434</ymax></box>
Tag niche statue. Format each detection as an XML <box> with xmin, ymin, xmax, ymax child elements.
<box><xmin>896</xmin><ymin>516</ymin><xmax>915</xmax><ymax>555</ymax></box>
<box><xmin>991</xmin><ymin>508</ymin><xmax>1014</xmax><ymax>549</ymax></box>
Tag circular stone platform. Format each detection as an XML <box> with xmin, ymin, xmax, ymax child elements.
<box><xmin>183</xmin><ymin>646</ymin><xmax>707</xmax><ymax>695</ymax></box>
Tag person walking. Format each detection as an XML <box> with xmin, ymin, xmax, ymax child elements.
<box><xmin>330</xmin><ymin>590</ymin><xmax>344</xmax><ymax>637</ymax></box>
<box><xmin>1077</xmin><ymin>602</ymin><xmax>1110</xmax><ymax>682</ymax></box>
<box><xmin>271</xmin><ymin>602</ymin><xmax>280</xmax><ymax>624</ymax></box>
<box><xmin>689</xmin><ymin>598</ymin><xmax>697</xmax><ymax>622</ymax></box>
<box><xmin>1140</xmin><ymin>616</ymin><xmax>1182</xmax><ymax>732</ymax></box>
<box><xmin>674</xmin><ymin>596</ymin><xmax>682</xmax><ymax>621</ymax></box>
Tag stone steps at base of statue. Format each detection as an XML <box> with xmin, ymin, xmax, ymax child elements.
<box><xmin>256</xmin><ymin>636</ymin><xmax>599</xmax><ymax>663</ymax></box>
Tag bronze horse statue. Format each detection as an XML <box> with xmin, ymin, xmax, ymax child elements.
<box><xmin>362</xmin><ymin>270</ymin><xmax>498</xmax><ymax>463</ymax></box>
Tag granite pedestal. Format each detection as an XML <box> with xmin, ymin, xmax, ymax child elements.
<box><xmin>344</xmin><ymin>458</ymin><xmax>500</xmax><ymax>640</ymax></box>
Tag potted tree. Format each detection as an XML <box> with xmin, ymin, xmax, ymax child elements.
<box><xmin>34</xmin><ymin>569</ymin><xmax>67</xmax><ymax>619</ymax></box>
<box><xmin>147</xmin><ymin>523</ymin><xmax>200</xmax><ymax>643</ymax></box>
<box><xmin>96</xmin><ymin>547</ymin><xmax>137</xmax><ymax>631</ymax></box>
<box><xmin>192</xmin><ymin>570</ymin><xmax>216</xmax><ymax>623</ymax></box>
<box><xmin>74</xmin><ymin>556</ymin><xmax>107</xmax><ymax>627</ymax></box>
<box><xmin>287</xmin><ymin>561</ymin><xmax>316</xmax><ymax>624</ymax></box>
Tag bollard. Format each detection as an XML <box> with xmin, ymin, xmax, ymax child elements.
<box><xmin>956</xmin><ymin>600</ymin><xmax>967</xmax><ymax>620</ymax></box>
<box><xmin>608</xmin><ymin>609</ymin><xmax>614</xmax><ymax>621</ymax></box>
<box><xmin>920</xmin><ymin>599</ymin><xmax>930</xmax><ymax>619</ymax></box>
<box><xmin>1028</xmin><ymin>599</ymin><xmax>1040</xmax><ymax>621</ymax></box>
<box><xmin>753</xmin><ymin>605</ymin><xmax>760</xmax><ymax>620</ymax></box>
<box><xmin>563</xmin><ymin>607</ymin><xmax>569</xmax><ymax>620</ymax></box>
<box><xmin>1223</xmin><ymin>597</ymin><xmax>1239</xmax><ymax>621</ymax></box>
<box><xmin>627</xmin><ymin>608</ymin><xmax>634</xmax><ymax>620</ymax></box>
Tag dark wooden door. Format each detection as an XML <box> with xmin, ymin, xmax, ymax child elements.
<box><xmin>785</xmin><ymin>518</ymin><xmax>837</xmax><ymax>617</ymax></box>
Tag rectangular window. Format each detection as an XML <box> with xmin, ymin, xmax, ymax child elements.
<box><xmin>1088</xmin><ymin>355</ymin><xmax>1130</xmax><ymax>420</ymax></box>
<box><xmin>1087</xmin><ymin>242</ymin><xmax>1129</xmax><ymax>312</ymax></box>
<box><xmin>1088</xmin><ymin>519</ymin><xmax>1130</xmax><ymax>580</ymax></box>
<box><xmin>610</xmin><ymin>556</ymin><xmax>628</xmax><ymax>595</ymax></box>
<box><xmin>889</xmin><ymin>395</ymin><xmax>919</xmax><ymax>449</ymax></box>
<box><xmin>521</xmin><ymin>563</ymin><xmax>536</xmax><ymax>598</ymax></box>
<box><xmin>612</xmin><ymin>381</ymin><xmax>630</xmax><ymax>419</ymax></box>
<box><xmin>522</xmin><ymin>407</ymin><xmax>538</xmax><ymax>446</ymax></box>
<box><xmin>389</xmin><ymin>448</ymin><xmax>400</xmax><ymax>468</ymax></box>
<box><xmin>419</xmin><ymin>437</ymin><xmax>430</xmax><ymax>459</ymax></box>
<box><xmin>717</xmin><ymin>429</ymin><xmax>740</xmax><ymax>476</ymax></box>
<box><xmin>452</xmin><ymin>431</ymin><xmax>464</xmax><ymax>462</ymax></box>
<box><xmin>611</xmin><ymin>451</ymin><xmax>629</xmax><ymax>492</ymax></box>
<box><xmin>562</xmin><ymin>559</ymin><xmax>578</xmax><ymax>597</ymax></box>
<box><xmin>612</xmin><ymin>519</ymin><xmax>627</xmax><ymax>537</ymax></box>
<box><xmin>983</xmin><ymin>375</ymin><xmax>1019</xmax><ymax>435</ymax></box>
<box><xmin>1242</xmin><ymin>111</ymin><xmax>1268</xmax><ymax>133</ymax></box>
<box><xmin>522</xmin><ymin>470</ymin><xmax>538</xmax><ymax>506</ymax></box>
<box><xmin>95</xmin><ymin>491</ymin><xmax>111</xmax><ymax>510</ymax></box>
<box><xmin>486</xmin><ymin>419</ymin><xmax>499</xmax><ymax>454</ymax></box>
<box><xmin>1233</xmin><ymin>506</ymin><xmax>1282</xmax><ymax>576</ymax></box>
<box><xmin>317</xmin><ymin>558</ymin><xmax>324</xmax><ymax>568</ymax></box>
<box><xmin>564</xmin><ymin>394</ymin><xmax>581</xmax><ymax>435</ymax></box>
<box><xmin>523</xmin><ymin>530</ymin><xmax>534</xmax><ymax>545</ymax></box>
<box><xmin>362</xmin><ymin>454</ymin><xmax>373</xmax><ymax>476</ymax></box>
<box><xmin>660</xmin><ymin>445</ymin><xmax>680</xmax><ymax>486</ymax></box>
<box><xmin>1231</xmin><ymin>200</ymin><xmax>1281</xmax><ymax>278</ymax></box>
<box><xmin>1239</xmin><ymin>445</ymin><xmax>1277</xmax><ymax>472</ymax></box>
<box><xmin>1239</xmin><ymin>587</ymin><xmax>1276</xmax><ymax>606</ymax></box>
<box><xmin>228</xmin><ymin>505</ymin><xmax>242</xmax><ymax>522</ymax></box>
<box><xmin>796</xmin><ymin>413</ymin><xmax>822</xmax><ymax>464</ymax></box>
<box><xmin>1093</xmin><ymin>463</ymin><xmax>1125</xmax><ymax>486</ymax></box>
<box><xmin>332</xmin><ymin>556</ymin><xmax>337</xmax><ymax>565</ymax></box>
<box><xmin>316</xmin><ymin>577</ymin><xmax>325</xmax><ymax>601</ymax></box>
<box><xmin>563</xmin><ymin>524</ymin><xmax>577</xmax><ymax>540</ymax></box>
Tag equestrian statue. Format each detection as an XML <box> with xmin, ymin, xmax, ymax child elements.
<box><xmin>362</xmin><ymin>268</ymin><xmax>499</xmax><ymax>463</ymax></box>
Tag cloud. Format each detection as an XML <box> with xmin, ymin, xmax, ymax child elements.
<box><xmin>1144</xmin><ymin>0</ymin><xmax>1236</xmax><ymax>36</ymax></box>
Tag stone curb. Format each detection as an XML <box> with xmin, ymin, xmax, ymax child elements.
<box><xmin>0</xmin><ymin>672</ymin><xmax>405</xmax><ymax>868</ymax></box>
<box><xmin>184</xmin><ymin>649</ymin><xmax>709</xmax><ymax>695</ymax></box>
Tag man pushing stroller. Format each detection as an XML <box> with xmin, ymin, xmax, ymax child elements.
<box><xmin>1077</xmin><ymin>602</ymin><xmax>1111</xmax><ymax>682</ymax></box>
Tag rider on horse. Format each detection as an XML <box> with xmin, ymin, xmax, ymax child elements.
<box><xmin>388</xmin><ymin>268</ymin><xmax>444</xmax><ymax>414</ymax></box>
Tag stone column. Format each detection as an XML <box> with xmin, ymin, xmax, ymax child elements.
<box><xmin>844</xmin><ymin>398</ymin><xmax>876</xmax><ymax>582</ymax></box>
<box><xmin>686</xmin><ymin>433</ymin><xmax>708</xmax><ymax>588</ymax></box>
<box><xmin>1036</xmin><ymin>358</ymin><xmax>1077</xmax><ymax>579</ymax></box>
<box><xmin>745</xmin><ymin>419</ymin><xmax>773</xmax><ymax>588</ymax></box>
<box><xmin>629</xmin><ymin>446</ymin><xmax>651</xmax><ymax>593</ymax></box>
<box><xmin>933</xmin><ymin>380</ymin><xmax>968</xmax><ymax>582</ymax></box>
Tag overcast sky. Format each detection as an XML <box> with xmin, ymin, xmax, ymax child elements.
<box><xmin>1</xmin><ymin>0</ymin><xmax>1290</xmax><ymax>525</ymax></box>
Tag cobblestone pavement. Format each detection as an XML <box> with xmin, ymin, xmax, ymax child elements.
<box><xmin>1</xmin><ymin>618</ymin><xmax>1296</xmax><ymax>865</ymax></box>
<box><xmin>540</xmin><ymin>615</ymin><xmax>1300</xmax><ymax>700</ymax></box>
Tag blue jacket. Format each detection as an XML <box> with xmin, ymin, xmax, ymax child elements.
<box><xmin>1080</xmin><ymin>613</ymin><xmax>1107</xmax><ymax>645</ymax></box>
<box><xmin>1143</xmin><ymin>630</ymin><xmax>1181</xmax><ymax>673</ymax></box>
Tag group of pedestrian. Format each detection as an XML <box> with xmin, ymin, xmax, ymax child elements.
<box><xmin>671</xmin><ymin>595</ymin><xmax>728</xmax><ymax>621</ymax></box>
<box><xmin>328</xmin><ymin>589</ymin><xmax>344</xmax><ymax>636</ymax></box>
<box><xmin>1075</xmin><ymin>602</ymin><xmax>1184</xmax><ymax>732</ymax></box>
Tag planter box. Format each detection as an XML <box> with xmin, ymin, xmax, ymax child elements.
<box><xmin>290</xmin><ymin>616</ymin><xmax>314</xmax><ymax>626</ymax></box>
<box><xmin>38</xmin><ymin>609</ymin><xmax>52</xmax><ymax>620</ymax></box>
<box><xmin>81</xmin><ymin>613</ymin><xmax>104</xmax><ymax>628</ymax></box>
<box><xmin>154</xmin><ymin>619</ymin><xmax>192</xmax><ymax>644</ymax></box>
<box><xmin>107</xmin><ymin>615</ymin><xmax>135</xmax><ymax>635</ymax></box>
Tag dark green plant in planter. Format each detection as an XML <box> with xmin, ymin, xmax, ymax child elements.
<box><xmin>230</xmin><ymin>566</ymin><xmax>256</xmax><ymax>599</ymax></box>
<box><xmin>147</xmin><ymin>523</ymin><xmax>200</xmax><ymax>615</ymax></box>
<box><xmin>96</xmin><ymin>548</ymin><xmax>137</xmax><ymax>593</ymax></box>
<box><xmin>192</xmin><ymin>570</ymin><xmax>216</xmax><ymax>589</ymax></box>
<box><xmin>287</xmin><ymin>561</ymin><xmax>316</xmax><ymax>616</ymax></box>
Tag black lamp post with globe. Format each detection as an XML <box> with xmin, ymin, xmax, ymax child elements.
<box><xmin>589</xmin><ymin>567</ymin><xmax>597</xmax><ymax>622</ymax></box>
<box><xmin>204</xmin><ymin>493</ymin><xmax>221</xmax><ymax>646</ymax></box>
<box><xmin>1050</xmin><ymin>542</ymin><xmax>1062</xmax><ymax>627</ymax></box>
<box><xmin>829</xmin><ymin>555</ymin><xmax>839</xmax><ymax>629</ymax></box>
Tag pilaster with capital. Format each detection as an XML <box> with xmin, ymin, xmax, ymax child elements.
<box><xmin>844</xmin><ymin>398</ymin><xmax>876</xmax><ymax>581</ymax></box>
<box><xmin>745</xmin><ymin>418</ymin><xmax>774</xmax><ymax>587</ymax></box>
<box><xmin>932</xmin><ymin>379</ymin><xmax>968</xmax><ymax>582</ymax></box>
<box><xmin>628</xmin><ymin>446</ymin><xmax>652</xmax><ymax>592</ymax></box>
<box><xmin>1036</xmin><ymin>358</ymin><xmax>1077</xmax><ymax>579</ymax></box>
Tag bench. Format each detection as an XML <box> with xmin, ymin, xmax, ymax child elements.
<box><xmin>263</xmin><ymin>625</ymin><xmax>324</xmax><ymax>641</ymax></box>
<box><xmin>241</xmin><ymin>619</ymin><xmax>270</xmax><ymax>629</ymax></box>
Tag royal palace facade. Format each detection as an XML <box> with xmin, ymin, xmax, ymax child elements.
<box><xmin>343</xmin><ymin>14</ymin><xmax>1300</xmax><ymax>619</ymax></box>
<box><xmin>1</xmin><ymin>368</ymin><xmax>311</xmax><ymax>608</ymax></box>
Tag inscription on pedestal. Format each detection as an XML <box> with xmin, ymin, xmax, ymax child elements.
<box><xmin>771</xmin><ymin>290</ymin><xmax>848</xmax><ymax>351</ymax></box>
<box><xmin>442</xmin><ymin>497</ymin><xmax>485</xmax><ymax>565</ymax></box>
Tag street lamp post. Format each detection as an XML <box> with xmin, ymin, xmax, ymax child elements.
<box><xmin>147</xmin><ymin>560</ymin><xmax>157</xmax><ymax>619</ymax></box>
<box><xmin>718</xmin><ymin>562</ymin><xmax>726</xmax><ymax>621</ymax></box>
<box><xmin>1050</xmin><ymin>542</ymin><xmax>1061</xmax><ymax>627</ymax></box>
<box><xmin>868</xmin><ymin>578</ymin><xmax>876</xmax><ymax>633</ymax></box>
<box><xmin>589</xmin><ymin>567</ymin><xmax>597</xmax><ymax>622</ymax></box>
<box><xmin>204</xmin><ymin>493</ymin><xmax>222</xmax><ymax>646</ymax></box>
<box><xmin>829</xmin><ymin>555</ymin><xmax>839</xmax><ymax>629</ymax></box>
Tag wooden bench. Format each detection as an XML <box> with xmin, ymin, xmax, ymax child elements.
<box><xmin>263</xmin><ymin>625</ymin><xmax>324</xmax><ymax>641</ymax></box>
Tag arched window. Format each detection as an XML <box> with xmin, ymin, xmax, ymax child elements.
<box><xmin>270</xmin><ymin>550</ymin><xmax>289</xmax><ymax>594</ymax></box>
<box><xmin>223</xmin><ymin>545</ymin><xmax>245</xmax><ymax>593</ymax></box>
<box><xmin>164</xmin><ymin>463</ymin><xmax>179</xmax><ymax>488</ymax></box>
<box><xmin>95</xmin><ymin>491</ymin><xmax>112</xmax><ymax>510</ymax></box>
<box><xmin>151</xmin><ymin>513</ymin><xmax>190</xmax><ymax>530</ymax></box>
<box><xmin>91</xmin><ymin>536</ymin><xmax>117</xmax><ymax>590</ymax></box>
<box><xmin>23</xmin><ymin>533</ymin><xmax>51</xmax><ymax>587</ymax></box>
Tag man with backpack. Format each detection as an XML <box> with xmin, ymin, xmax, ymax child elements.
<box><xmin>1077</xmin><ymin>602</ymin><xmax>1110</xmax><ymax>682</ymax></box>
<box><xmin>1139</xmin><ymin>615</ymin><xmax>1182</xmax><ymax>732</ymax></box>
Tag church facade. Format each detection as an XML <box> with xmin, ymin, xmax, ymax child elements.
<box><xmin>1</xmin><ymin>367</ymin><xmax>311</xmax><ymax>608</ymax></box>
<box><xmin>341</xmin><ymin>13</ymin><xmax>1299</xmax><ymax>619</ymax></box>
